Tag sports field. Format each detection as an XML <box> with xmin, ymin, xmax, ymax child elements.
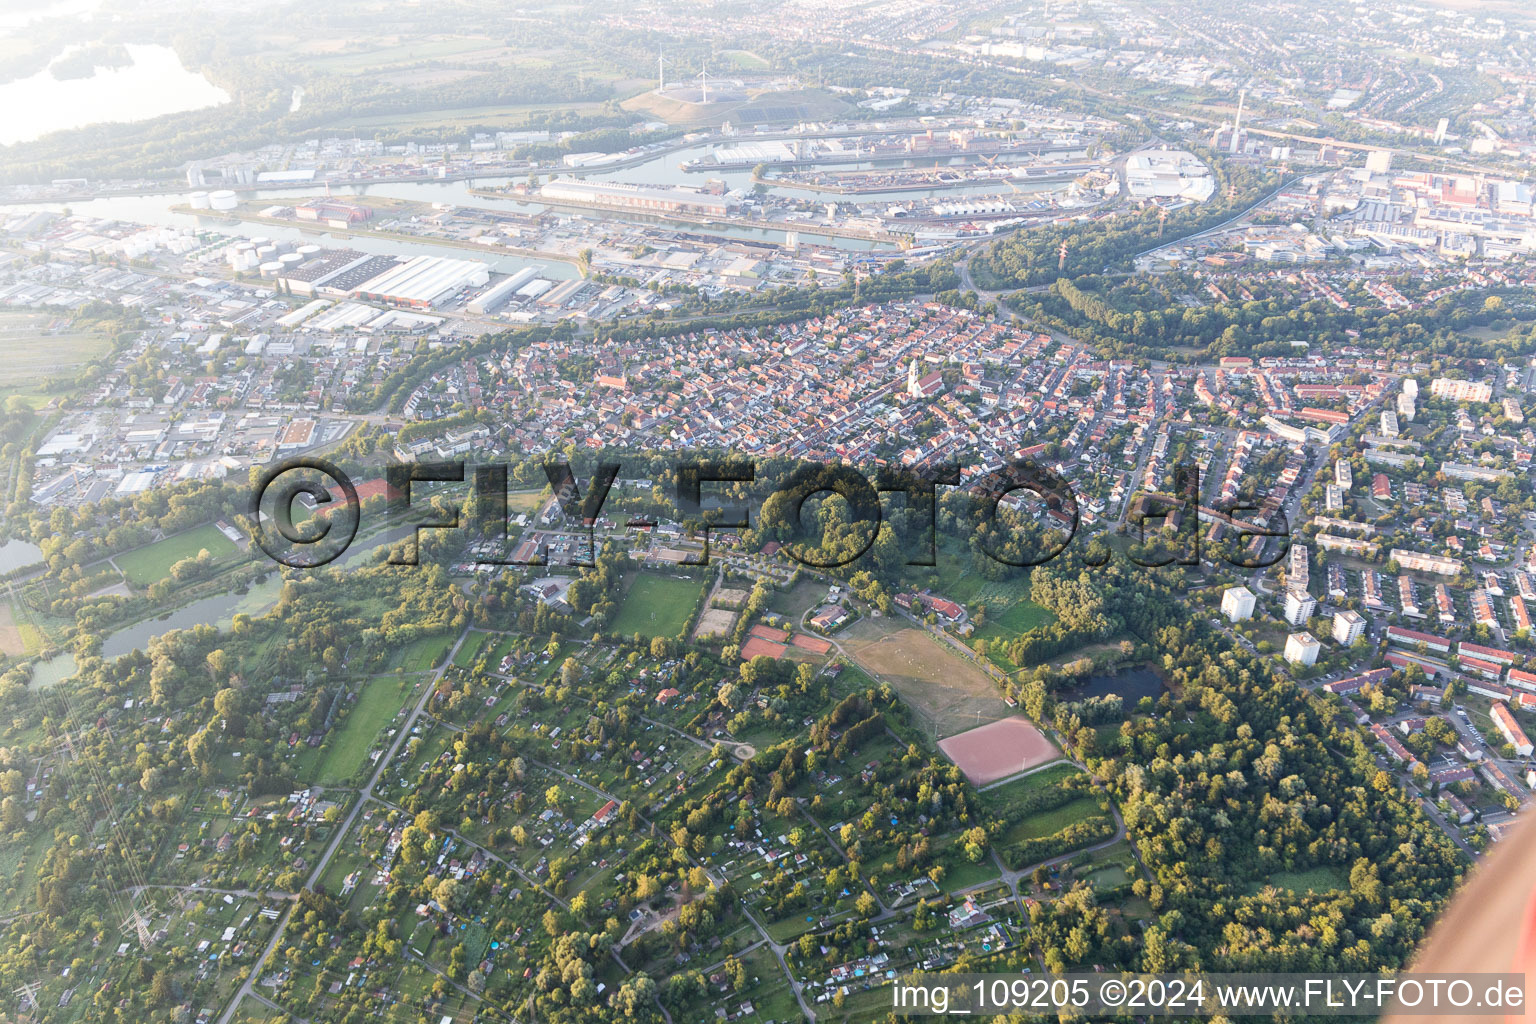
<box><xmin>610</xmin><ymin>573</ymin><xmax>705</xmax><ymax>639</ymax></box>
<box><xmin>692</xmin><ymin>607</ymin><xmax>736</xmax><ymax>641</ymax></box>
<box><xmin>114</xmin><ymin>523</ymin><xmax>241</xmax><ymax>585</ymax></box>
<box><xmin>938</xmin><ymin>717</ymin><xmax>1061</xmax><ymax>786</ymax></box>
<box><xmin>839</xmin><ymin>617</ymin><xmax>1008</xmax><ymax>738</ymax></box>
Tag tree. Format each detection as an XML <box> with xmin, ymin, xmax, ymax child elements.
<box><xmin>612</xmin><ymin>974</ymin><xmax>658</xmax><ymax>1017</ymax></box>
<box><xmin>149</xmin><ymin>969</ymin><xmax>174</xmax><ymax>1005</ymax></box>
<box><xmin>724</xmin><ymin>955</ymin><xmax>746</xmax><ymax>990</ymax></box>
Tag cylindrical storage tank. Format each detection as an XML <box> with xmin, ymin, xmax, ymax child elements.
<box><xmin>240</xmin><ymin>252</ymin><xmax>259</xmax><ymax>271</ymax></box>
<box><xmin>248</xmin><ymin>236</ymin><xmax>269</xmax><ymax>248</ymax></box>
<box><xmin>296</xmin><ymin>244</ymin><xmax>321</xmax><ymax>256</ymax></box>
<box><xmin>259</xmin><ymin>261</ymin><xmax>283</xmax><ymax>278</ymax></box>
<box><xmin>278</xmin><ymin>253</ymin><xmax>302</xmax><ymax>267</ymax></box>
<box><xmin>209</xmin><ymin>189</ymin><xmax>238</xmax><ymax>211</ymax></box>
<box><xmin>189</xmin><ymin>191</ymin><xmax>210</xmax><ymax>210</ymax></box>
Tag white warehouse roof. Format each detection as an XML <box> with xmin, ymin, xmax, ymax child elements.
<box><xmin>353</xmin><ymin>255</ymin><xmax>490</xmax><ymax>307</ymax></box>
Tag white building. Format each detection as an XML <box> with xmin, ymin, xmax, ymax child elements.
<box><xmin>1430</xmin><ymin>377</ymin><xmax>1493</xmax><ymax>403</ymax></box>
<box><xmin>1284</xmin><ymin>588</ymin><xmax>1317</xmax><ymax>626</ymax></box>
<box><xmin>1221</xmin><ymin>586</ymin><xmax>1256</xmax><ymax>623</ymax></box>
<box><xmin>1334</xmin><ymin>459</ymin><xmax>1353</xmax><ymax>490</ymax></box>
<box><xmin>1333</xmin><ymin>609</ymin><xmax>1366</xmax><ymax>646</ymax></box>
<box><xmin>1284</xmin><ymin>632</ymin><xmax>1321</xmax><ymax>666</ymax></box>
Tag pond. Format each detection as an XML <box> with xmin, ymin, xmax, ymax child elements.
<box><xmin>29</xmin><ymin>650</ymin><xmax>76</xmax><ymax>689</ymax></box>
<box><xmin>1057</xmin><ymin>666</ymin><xmax>1166</xmax><ymax>705</ymax></box>
<box><xmin>0</xmin><ymin>538</ymin><xmax>43</xmax><ymax>575</ymax></box>
<box><xmin>100</xmin><ymin>575</ymin><xmax>284</xmax><ymax>659</ymax></box>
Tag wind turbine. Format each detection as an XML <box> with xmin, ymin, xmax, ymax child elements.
<box><xmin>657</xmin><ymin>49</ymin><xmax>669</xmax><ymax>92</ymax></box>
<box><xmin>696</xmin><ymin>62</ymin><xmax>711</xmax><ymax>104</ymax></box>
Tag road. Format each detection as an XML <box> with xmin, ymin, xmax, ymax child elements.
<box><xmin>215</xmin><ymin>626</ymin><xmax>475</xmax><ymax>1024</ymax></box>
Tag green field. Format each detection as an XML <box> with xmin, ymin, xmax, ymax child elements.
<box><xmin>115</xmin><ymin>523</ymin><xmax>241</xmax><ymax>585</ymax></box>
<box><xmin>506</xmin><ymin>489</ymin><xmax>548</xmax><ymax>514</ymax></box>
<box><xmin>317</xmin><ymin>100</ymin><xmax>613</xmax><ymax>131</ymax></box>
<box><xmin>975</xmin><ymin>600</ymin><xmax>1056</xmax><ymax>638</ymax></box>
<box><xmin>999</xmin><ymin>797</ymin><xmax>1103</xmax><ymax>846</ymax></box>
<box><xmin>610</xmin><ymin>573</ymin><xmax>705</xmax><ymax>639</ymax></box>
<box><xmin>0</xmin><ymin>311</ymin><xmax>112</xmax><ymax>389</ymax></box>
<box><xmin>307</xmin><ymin>674</ymin><xmax>419</xmax><ymax>783</ymax></box>
<box><xmin>303</xmin><ymin>35</ymin><xmax>506</xmax><ymax>73</ymax></box>
<box><xmin>389</xmin><ymin>634</ymin><xmax>453</xmax><ymax>673</ymax></box>
<box><xmin>981</xmin><ymin>762</ymin><xmax>1082</xmax><ymax>809</ymax></box>
<box><xmin>453</xmin><ymin>630</ymin><xmax>493</xmax><ymax>668</ymax></box>
<box><xmin>1258</xmin><ymin>866</ymin><xmax>1347</xmax><ymax>895</ymax></box>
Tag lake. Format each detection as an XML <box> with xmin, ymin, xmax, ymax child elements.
<box><xmin>0</xmin><ymin>43</ymin><xmax>229</xmax><ymax>146</ymax></box>
<box><xmin>1058</xmin><ymin>666</ymin><xmax>1166</xmax><ymax>705</ymax></box>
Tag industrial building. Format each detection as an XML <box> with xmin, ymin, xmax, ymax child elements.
<box><xmin>467</xmin><ymin>266</ymin><xmax>544</xmax><ymax>315</ymax></box>
<box><xmin>295</xmin><ymin>200</ymin><xmax>373</xmax><ymax>224</ymax></box>
<box><xmin>1124</xmin><ymin>149</ymin><xmax>1216</xmax><ymax>203</ymax></box>
<box><xmin>277</xmin><ymin>248</ymin><xmax>380</xmax><ymax>297</ymax></box>
<box><xmin>351</xmin><ymin>255</ymin><xmax>490</xmax><ymax>309</ymax></box>
<box><xmin>539</xmin><ymin>179</ymin><xmax>735</xmax><ymax>218</ymax></box>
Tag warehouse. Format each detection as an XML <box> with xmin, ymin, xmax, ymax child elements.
<box><xmin>352</xmin><ymin>255</ymin><xmax>490</xmax><ymax>309</ymax></box>
<box><xmin>278</xmin><ymin>248</ymin><xmax>376</xmax><ymax>296</ymax></box>
<box><xmin>539</xmin><ymin>179</ymin><xmax>734</xmax><ymax>218</ymax></box>
<box><xmin>467</xmin><ymin>266</ymin><xmax>544</xmax><ymax>315</ymax></box>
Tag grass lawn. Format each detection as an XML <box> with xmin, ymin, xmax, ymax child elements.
<box><xmin>610</xmin><ymin>573</ymin><xmax>706</xmax><ymax>639</ymax></box>
<box><xmin>115</xmin><ymin>523</ymin><xmax>240</xmax><ymax>585</ymax></box>
<box><xmin>307</xmin><ymin>675</ymin><xmax>419</xmax><ymax>783</ymax></box>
